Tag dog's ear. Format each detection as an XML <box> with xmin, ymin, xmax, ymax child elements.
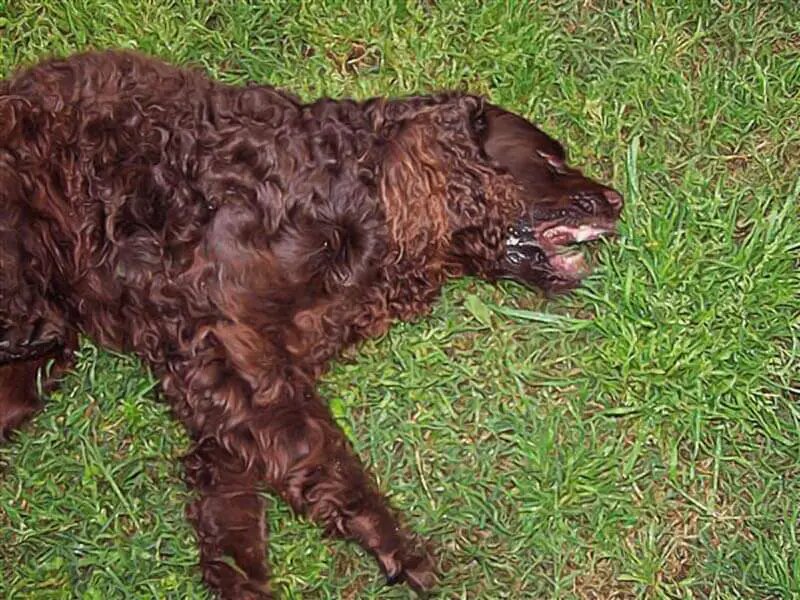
<box><xmin>377</xmin><ymin>97</ymin><xmax>524</xmax><ymax>269</ymax></box>
<box><xmin>376</xmin><ymin>95</ymin><xmax>500</xmax><ymax>251</ymax></box>
<box><xmin>378</xmin><ymin>110</ymin><xmax>452</xmax><ymax>258</ymax></box>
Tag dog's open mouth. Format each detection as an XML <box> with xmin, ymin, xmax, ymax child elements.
<box><xmin>503</xmin><ymin>218</ymin><xmax>617</xmax><ymax>288</ymax></box>
<box><xmin>539</xmin><ymin>222</ymin><xmax>616</xmax><ymax>245</ymax></box>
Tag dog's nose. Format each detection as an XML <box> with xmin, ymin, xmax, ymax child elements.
<box><xmin>603</xmin><ymin>189</ymin><xmax>623</xmax><ymax>209</ymax></box>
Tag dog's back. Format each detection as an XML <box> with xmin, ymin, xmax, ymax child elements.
<box><xmin>1</xmin><ymin>52</ymin><xmax>302</xmax><ymax>352</ymax></box>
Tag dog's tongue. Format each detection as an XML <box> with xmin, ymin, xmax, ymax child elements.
<box><xmin>504</xmin><ymin>218</ymin><xmax>613</xmax><ymax>282</ymax></box>
<box><xmin>548</xmin><ymin>250</ymin><xmax>589</xmax><ymax>278</ymax></box>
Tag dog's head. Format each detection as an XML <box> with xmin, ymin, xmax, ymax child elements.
<box><xmin>475</xmin><ymin>105</ymin><xmax>623</xmax><ymax>290</ymax></box>
<box><xmin>376</xmin><ymin>96</ymin><xmax>622</xmax><ymax>292</ymax></box>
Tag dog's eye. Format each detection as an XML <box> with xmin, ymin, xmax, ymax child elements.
<box><xmin>538</xmin><ymin>151</ymin><xmax>568</xmax><ymax>175</ymax></box>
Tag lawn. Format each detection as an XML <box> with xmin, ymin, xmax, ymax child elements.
<box><xmin>0</xmin><ymin>1</ymin><xmax>798</xmax><ymax>598</ymax></box>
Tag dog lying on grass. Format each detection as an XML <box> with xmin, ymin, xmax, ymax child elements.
<box><xmin>0</xmin><ymin>50</ymin><xmax>621</xmax><ymax>598</ymax></box>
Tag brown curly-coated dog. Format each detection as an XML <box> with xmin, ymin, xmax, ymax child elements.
<box><xmin>0</xmin><ymin>51</ymin><xmax>622</xmax><ymax>598</ymax></box>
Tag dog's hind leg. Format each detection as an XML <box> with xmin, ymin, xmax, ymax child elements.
<box><xmin>0</xmin><ymin>360</ymin><xmax>45</xmax><ymax>440</ymax></box>
<box><xmin>0</xmin><ymin>166</ymin><xmax>69</xmax><ymax>365</ymax></box>
<box><xmin>0</xmin><ymin>223</ymin><xmax>73</xmax><ymax>436</ymax></box>
<box><xmin>0</xmin><ymin>314</ymin><xmax>67</xmax><ymax>364</ymax></box>
<box><xmin>0</xmin><ymin>339</ymin><xmax>74</xmax><ymax>441</ymax></box>
<box><xmin>0</xmin><ymin>245</ymin><xmax>67</xmax><ymax>365</ymax></box>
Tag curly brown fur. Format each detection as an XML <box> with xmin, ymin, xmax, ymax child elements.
<box><xmin>0</xmin><ymin>50</ymin><xmax>622</xmax><ymax>598</ymax></box>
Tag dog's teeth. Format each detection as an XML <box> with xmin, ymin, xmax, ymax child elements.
<box><xmin>543</xmin><ymin>226</ymin><xmax>569</xmax><ymax>242</ymax></box>
<box><xmin>573</xmin><ymin>225</ymin><xmax>606</xmax><ymax>242</ymax></box>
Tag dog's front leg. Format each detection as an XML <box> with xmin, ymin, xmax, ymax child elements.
<box><xmin>169</xmin><ymin>355</ymin><xmax>435</xmax><ymax>597</ymax></box>
<box><xmin>244</xmin><ymin>384</ymin><xmax>436</xmax><ymax>592</ymax></box>
<box><xmin>162</xmin><ymin>355</ymin><xmax>274</xmax><ymax>600</ymax></box>
<box><xmin>183</xmin><ymin>436</ymin><xmax>273</xmax><ymax>599</ymax></box>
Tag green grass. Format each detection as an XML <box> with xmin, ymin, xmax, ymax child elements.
<box><xmin>1</xmin><ymin>1</ymin><xmax>798</xmax><ymax>598</ymax></box>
